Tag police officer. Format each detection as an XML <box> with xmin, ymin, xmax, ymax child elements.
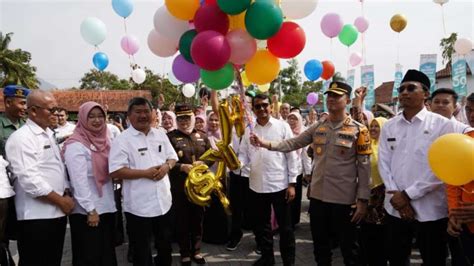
<box><xmin>0</xmin><ymin>85</ymin><xmax>29</xmax><ymax>266</ymax></box>
<box><xmin>251</xmin><ymin>81</ymin><xmax>372</xmax><ymax>265</ymax></box>
<box><xmin>167</xmin><ymin>104</ymin><xmax>212</xmax><ymax>266</ymax></box>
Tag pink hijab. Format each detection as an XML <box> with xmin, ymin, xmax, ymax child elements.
<box><xmin>161</xmin><ymin>111</ymin><xmax>177</xmax><ymax>132</ymax></box>
<box><xmin>206</xmin><ymin>112</ymin><xmax>221</xmax><ymax>149</ymax></box>
<box><xmin>288</xmin><ymin>112</ymin><xmax>305</xmax><ymax>156</ymax></box>
<box><xmin>62</xmin><ymin>102</ymin><xmax>110</xmax><ymax>197</ymax></box>
<box><xmin>195</xmin><ymin>114</ymin><xmax>207</xmax><ymax>132</ymax></box>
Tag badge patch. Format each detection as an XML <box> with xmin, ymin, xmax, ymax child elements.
<box><xmin>178</xmin><ymin>150</ymin><xmax>184</xmax><ymax>157</ymax></box>
<box><xmin>316</xmin><ymin>147</ymin><xmax>323</xmax><ymax>155</ymax></box>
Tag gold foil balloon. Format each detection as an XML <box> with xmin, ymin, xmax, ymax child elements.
<box><xmin>390</xmin><ymin>14</ymin><xmax>407</xmax><ymax>33</ymax></box>
<box><xmin>231</xmin><ymin>95</ymin><xmax>245</xmax><ymax>138</ymax></box>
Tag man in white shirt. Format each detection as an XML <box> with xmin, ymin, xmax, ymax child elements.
<box><xmin>239</xmin><ymin>94</ymin><xmax>298</xmax><ymax>266</ymax></box>
<box><xmin>109</xmin><ymin>97</ymin><xmax>178</xmax><ymax>266</ymax></box>
<box><xmin>378</xmin><ymin>70</ymin><xmax>455</xmax><ymax>265</ymax></box>
<box><xmin>431</xmin><ymin>88</ymin><xmax>472</xmax><ymax>134</ymax></box>
<box><xmin>6</xmin><ymin>90</ymin><xmax>74</xmax><ymax>266</ymax></box>
<box><xmin>55</xmin><ymin>107</ymin><xmax>75</xmax><ymax>145</ymax></box>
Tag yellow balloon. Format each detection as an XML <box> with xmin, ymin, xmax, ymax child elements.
<box><xmin>241</xmin><ymin>71</ymin><xmax>251</xmax><ymax>87</ymax></box>
<box><xmin>246</xmin><ymin>50</ymin><xmax>280</xmax><ymax>85</ymax></box>
<box><xmin>229</xmin><ymin>12</ymin><xmax>246</xmax><ymax>31</ymax></box>
<box><xmin>390</xmin><ymin>14</ymin><xmax>407</xmax><ymax>33</ymax></box>
<box><xmin>258</xmin><ymin>83</ymin><xmax>270</xmax><ymax>93</ymax></box>
<box><xmin>165</xmin><ymin>0</ymin><xmax>200</xmax><ymax>20</ymax></box>
<box><xmin>428</xmin><ymin>133</ymin><xmax>474</xmax><ymax>186</ymax></box>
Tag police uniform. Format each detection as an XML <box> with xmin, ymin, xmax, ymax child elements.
<box><xmin>269</xmin><ymin>81</ymin><xmax>372</xmax><ymax>265</ymax></box>
<box><xmin>167</xmin><ymin>104</ymin><xmax>212</xmax><ymax>262</ymax></box>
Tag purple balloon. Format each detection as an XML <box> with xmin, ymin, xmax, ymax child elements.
<box><xmin>307</xmin><ymin>92</ymin><xmax>319</xmax><ymax>105</ymax></box>
<box><xmin>172</xmin><ymin>54</ymin><xmax>200</xmax><ymax>83</ymax></box>
<box><xmin>320</xmin><ymin>13</ymin><xmax>343</xmax><ymax>38</ymax></box>
<box><xmin>354</xmin><ymin>16</ymin><xmax>369</xmax><ymax>33</ymax></box>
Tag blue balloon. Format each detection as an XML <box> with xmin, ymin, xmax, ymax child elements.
<box><xmin>304</xmin><ymin>59</ymin><xmax>323</xmax><ymax>81</ymax></box>
<box><xmin>112</xmin><ymin>0</ymin><xmax>134</xmax><ymax>18</ymax></box>
<box><xmin>93</xmin><ymin>52</ymin><xmax>109</xmax><ymax>71</ymax></box>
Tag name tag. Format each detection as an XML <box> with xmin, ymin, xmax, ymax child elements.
<box><xmin>43</xmin><ymin>145</ymin><xmax>51</xmax><ymax>149</ymax></box>
<box><xmin>387</xmin><ymin>138</ymin><xmax>396</xmax><ymax>142</ymax></box>
<box><xmin>138</xmin><ymin>147</ymin><xmax>148</xmax><ymax>156</ymax></box>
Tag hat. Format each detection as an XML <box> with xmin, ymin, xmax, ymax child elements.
<box><xmin>324</xmin><ymin>81</ymin><xmax>352</xmax><ymax>96</ymax></box>
<box><xmin>401</xmin><ymin>69</ymin><xmax>430</xmax><ymax>90</ymax></box>
<box><xmin>3</xmin><ymin>85</ymin><xmax>30</xmax><ymax>98</ymax></box>
<box><xmin>175</xmin><ymin>104</ymin><xmax>194</xmax><ymax>117</ymax></box>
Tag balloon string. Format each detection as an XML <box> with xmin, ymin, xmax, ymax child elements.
<box><xmin>397</xmin><ymin>33</ymin><xmax>400</xmax><ymax>64</ymax></box>
<box><xmin>362</xmin><ymin>33</ymin><xmax>366</xmax><ymax>65</ymax></box>
<box><xmin>347</xmin><ymin>47</ymin><xmax>350</xmax><ymax>73</ymax></box>
<box><xmin>441</xmin><ymin>5</ymin><xmax>447</xmax><ymax>36</ymax></box>
<box><xmin>234</xmin><ymin>67</ymin><xmax>254</xmax><ymax>133</ymax></box>
<box><xmin>460</xmin><ymin>187</ymin><xmax>474</xmax><ymax>194</ymax></box>
<box><xmin>330</xmin><ymin>38</ymin><xmax>333</xmax><ymax>61</ymax></box>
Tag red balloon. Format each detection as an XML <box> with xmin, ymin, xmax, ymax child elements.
<box><xmin>321</xmin><ymin>60</ymin><xmax>335</xmax><ymax>80</ymax></box>
<box><xmin>194</xmin><ymin>4</ymin><xmax>230</xmax><ymax>35</ymax></box>
<box><xmin>191</xmin><ymin>30</ymin><xmax>231</xmax><ymax>71</ymax></box>
<box><xmin>268</xmin><ymin>21</ymin><xmax>306</xmax><ymax>59</ymax></box>
<box><xmin>205</xmin><ymin>0</ymin><xmax>217</xmax><ymax>5</ymax></box>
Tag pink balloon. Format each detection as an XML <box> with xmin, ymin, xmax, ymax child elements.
<box><xmin>307</xmin><ymin>92</ymin><xmax>318</xmax><ymax>105</ymax></box>
<box><xmin>121</xmin><ymin>35</ymin><xmax>140</xmax><ymax>55</ymax></box>
<box><xmin>320</xmin><ymin>13</ymin><xmax>343</xmax><ymax>38</ymax></box>
<box><xmin>226</xmin><ymin>29</ymin><xmax>257</xmax><ymax>65</ymax></box>
<box><xmin>147</xmin><ymin>30</ymin><xmax>178</xmax><ymax>58</ymax></box>
<box><xmin>191</xmin><ymin>30</ymin><xmax>231</xmax><ymax>71</ymax></box>
<box><xmin>354</xmin><ymin>16</ymin><xmax>369</xmax><ymax>33</ymax></box>
<box><xmin>349</xmin><ymin>52</ymin><xmax>363</xmax><ymax>67</ymax></box>
<box><xmin>194</xmin><ymin>4</ymin><xmax>229</xmax><ymax>35</ymax></box>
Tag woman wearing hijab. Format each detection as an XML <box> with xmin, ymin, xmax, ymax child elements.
<box><xmin>195</xmin><ymin>114</ymin><xmax>207</xmax><ymax>134</ymax></box>
<box><xmin>63</xmin><ymin>102</ymin><xmax>117</xmax><ymax>266</ymax></box>
<box><xmin>359</xmin><ymin>117</ymin><xmax>388</xmax><ymax>266</ymax></box>
<box><xmin>162</xmin><ymin>111</ymin><xmax>177</xmax><ymax>133</ymax></box>
<box><xmin>206</xmin><ymin>111</ymin><xmax>221</xmax><ymax>149</ymax></box>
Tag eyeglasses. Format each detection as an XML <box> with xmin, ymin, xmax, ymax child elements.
<box><xmin>398</xmin><ymin>84</ymin><xmax>420</xmax><ymax>93</ymax></box>
<box><xmin>253</xmin><ymin>103</ymin><xmax>269</xmax><ymax>110</ymax></box>
<box><xmin>30</xmin><ymin>105</ymin><xmax>59</xmax><ymax>114</ymax></box>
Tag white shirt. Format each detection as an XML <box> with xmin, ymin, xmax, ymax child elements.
<box><xmin>232</xmin><ymin>133</ymin><xmax>250</xmax><ymax>177</ymax></box>
<box><xmin>107</xmin><ymin>123</ymin><xmax>121</xmax><ymax>140</ymax></box>
<box><xmin>6</xmin><ymin>119</ymin><xmax>68</xmax><ymax>220</ymax></box>
<box><xmin>64</xmin><ymin>142</ymin><xmax>116</xmax><ymax>215</ymax></box>
<box><xmin>239</xmin><ymin>117</ymin><xmax>298</xmax><ymax>193</ymax></box>
<box><xmin>295</xmin><ymin>146</ymin><xmax>312</xmax><ymax>177</ymax></box>
<box><xmin>109</xmin><ymin>126</ymin><xmax>178</xmax><ymax>217</ymax></box>
<box><xmin>378</xmin><ymin>108</ymin><xmax>454</xmax><ymax>222</ymax></box>
<box><xmin>450</xmin><ymin>116</ymin><xmax>473</xmax><ymax>134</ymax></box>
<box><xmin>56</xmin><ymin>121</ymin><xmax>76</xmax><ymax>140</ymax></box>
<box><xmin>0</xmin><ymin>156</ymin><xmax>14</xmax><ymax>198</ymax></box>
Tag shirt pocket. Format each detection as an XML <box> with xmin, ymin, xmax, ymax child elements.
<box><xmin>334</xmin><ymin>133</ymin><xmax>355</xmax><ymax>159</ymax></box>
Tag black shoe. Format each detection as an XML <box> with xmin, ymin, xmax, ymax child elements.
<box><xmin>226</xmin><ymin>238</ymin><xmax>241</xmax><ymax>251</ymax></box>
<box><xmin>253</xmin><ymin>256</ymin><xmax>275</xmax><ymax>266</ymax></box>
<box><xmin>181</xmin><ymin>258</ymin><xmax>192</xmax><ymax>266</ymax></box>
<box><xmin>254</xmin><ymin>246</ymin><xmax>262</xmax><ymax>255</ymax></box>
<box><xmin>192</xmin><ymin>254</ymin><xmax>206</xmax><ymax>264</ymax></box>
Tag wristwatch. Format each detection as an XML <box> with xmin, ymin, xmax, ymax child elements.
<box><xmin>166</xmin><ymin>161</ymin><xmax>173</xmax><ymax>170</ymax></box>
<box><xmin>87</xmin><ymin>209</ymin><xmax>97</xmax><ymax>216</ymax></box>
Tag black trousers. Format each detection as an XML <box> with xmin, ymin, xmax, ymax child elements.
<box><xmin>359</xmin><ymin>223</ymin><xmax>387</xmax><ymax>266</ymax></box>
<box><xmin>309</xmin><ymin>199</ymin><xmax>360</xmax><ymax>266</ymax></box>
<box><xmin>17</xmin><ymin>216</ymin><xmax>67</xmax><ymax>266</ymax></box>
<box><xmin>228</xmin><ymin>172</ymin><xmax>250</xmax><ymax>242</ymax></box>
<box><xmin>290</xmin><ymin>175</ymin><xmax>303</xmax><ymax>227</ymax></box>
<box><xmin>69</xmin><ymin>213</ymin><xmax>118</xmax><ymax>266</ymax></box>
<box><xmin>0</xmin><ymin>198</ymin><xmax>14</xmax><ymax>266</ymax></box>
<box><xmin>448</xmin><ymin>227</ymin><xmax>474</xmax><ymax>266</ymax></box>
<box><xmin>125</xmin><ymin>212</ymin><xmax>172</xmax><ymax>266</ymax></box>
<box><xmin>385</xmin><ymin>214</ymin><xmax>448</xmax><ymax>266</ymax></box>
<box><xmin>250</xmin><ymin>189</ymin><xmax>295</xmax><ymax>265</ymax></box>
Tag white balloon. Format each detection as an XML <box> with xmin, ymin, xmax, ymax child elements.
<box><xmin>132</xmin><ymin>69</ymin><xmax>146</xmax><ymax>84</ymax></box>
<box><xmin>182</xmin><ymin>83</ymin><xmax>195</xmax><ymax>98</ymax></box>
<box><xmin>433</xmin><ymin>0</ymin><xmax>449</xmax><ymax>5</ymax></box>
<box><xmin>153</xmin><ymin>6</ymin><xmax>190</xmax><ymax>42</ymax></box>
<box><xmin>454</xmin><ymin>38</ymin><xmax>473</xmax><ymax>55</ymax></box>
<box><xmin>148</xmin><ymin>30</ymin><xmax>178</xmax><ymax>58</ymax></box>
<box><xmin>168</xmin><ymin>72</ymin><xmax>182</xmax><ymax>86</ymax></box>
<box><xmin>280</xmin><ymin>0</ymin><xmax>318</xmax><ymax>20</ymax></box>
<box><xmin>80</xmin><ymin>17</ymin><xmax>107</xmax><ymax>46</ymax></box>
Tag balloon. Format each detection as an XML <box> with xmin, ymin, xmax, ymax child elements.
<box><xmin>205</xmin><ymin>0</ymin><xmax>217</xmax><ymax>4</ymax></box>
<box><xmin>246</xmin><ymin>50</ymin><xmax>280</xmax><ymax>85</ymax></box>
<box><xmin>349</xmin><ymin>52</ymin><xmax>363</xmax><ymax>67</ymax></box>
<box><xmin>218</xmin><ymin>0</ymin><xmax>251</xmax><ymax>15</ymax></box>
<box><xmin>201</xmin><ymin>63</ymin><xmax>235</xmax><ymax>90</ymax></box>
<box><xmin>241</xmin><ymin>71</ymin><xmax>251</xmax><ymax>86</ymax></box>
<box><xmin>172</xmin><ymin>54</ymin><xmax>200</xmax><ymax>83</ymax></box>
<box><xmin>454</xmin><ymin>38</ymin><xmax>473</xmax><ymax>55</ymax></box>
<box><xmin>165</xmin><ymin>0</ymin><xmax>200</xmax><ymax>20</ymax></box>
<box><xmin>191</xmin><ymin>30</ymin><xmax>231</xmax><ymax>71</ymax></box>
<box><xmin>338</xmin><ymin>24</ymin><xmax>358</xmax><ymax>47</ymax></box>
<box><xmin>92</xmin><ymin>52</ymin><xmax>109</xmax><ymax>71</ymax></box>
<box><xmin>147</xmin><ymin>30</ymin><xmax>178</xmax><ymax>58</ymax></box>
<box><xmin>280</xmin><ymin>0</ymin><xmax>318</xmax><ymax>20</ymax></box>
<box><xmin>390</xmin><ymin>14</ymin><xmax>407</xmax><ymax>33</ymax></box>
<box><xmin>179</xmin><ymin>30</ymin><xmax>198</xmax><ymax>63</ymax></box>
<box><xmin>304</xmin><ymin>59</ymin><xmax>323</xmax><ymax>81</ymax></box>
<box><xmin>168</xmin><ymin>72</ymin><xmax>182</xmax><ymax>85</ymax></box>
<box><xmin>307</xmin><ymin>92</ymin><xmax>319</xmax><ymax>105</ymax></box>
<box><xmin>320</xmin><ymin>13</ymin><xmax>343</xmax><ymax>38</ymax></box>
<box><xmin>245</xmin><ymin>1</ymin><xmax>283</xmax><ymax>40</ymax></box>
<box><xmin>154</xmin><ymin>6</ymin><xmax>190</xmax><ymax>41</ymax></box>
<box><xmin>226</xmin><ymin>29</ymin><xmax>257</xmax><ymax>65</ymax></box>
<box><xmin>229</xmin><ymin>12</ymin><xmax>247</xmax><ymax>31</ymax></box>
<box><xmin>194</xmin><ymin>4</ymin><xmax>230</xmax><ymax>35</ymax></box>
<box><xmin>354</xmin><ymin>16</ymin><xmax>369</xmax><ymax>33</ymax></box>
<box><xmin>132</xmin><ymin>68</ymin><xmax>146</xmax><ymax>84</ymax></box>
<box><xmin>428</xmin><ymin>133</ymin><xmax>474</xmax><ymax>186</ymax></box>
<box><xmin>112</xmin><ymin>0</ymin><xmax>133</xmax><ymax>18</ymax></box>
<box><xmin>80</xmin><ymin>17</ymin><xmax>107</xmax><ymax>46</ymax></box>
<box><xmin>121</xmin><ymin>35</ymin><xmax>140</xmax><ymax>55</ymax></box>
<box><xmin>433</xmin><ymin>0</ymin><xmax>449</xmax><ymax>5</ymax></box>
<box><xmin>257</xmin><ymin>83</ymin><xmax>270</xmax><ymax>93</ymax></box>
<box><xmin>321</xmin><ymin>60</ymin><xmax>335</xmax><ymax>80</ymax></box>
<box><xmin>268</xmin><ymin>21</ymin><xmax>306</xmax><ymax>59</ymax></box>
<box><xmin>182</xmin><ymin>83</ymin><xmax>196</xmax><ymax>98</ymax></box>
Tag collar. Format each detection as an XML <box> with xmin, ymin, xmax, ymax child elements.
<box><xmin>0</xmin><ymin>115</ymin><xmax>23</xmax><ymax>128</ymax></box>
<box><xmin>129</xmin><ymin>125</ymin><xmax>153</xmax><ymax>136</ymax></box>
<box><xmin>26</xmin><ymin>119</ymin><xmax>53</xmax><ymax>136</ymax></box>
<box><xmin>401</xmin><ymin>107</ymin><xmax>428</xmax><ymax>123</ymax></box>
<box><xmin>256</xmin><ymin>117</ymin><xmax>276</xmax><ymax>128</ymax></box>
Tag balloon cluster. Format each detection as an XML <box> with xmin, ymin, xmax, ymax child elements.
<box><xmin>80</xmin><ymin>17</ymin><xmax>108</xmax><ymax>71</ymax></box>
<box><xmin>320</xmin><ymin>12</ymin><xmax>363</xmax><ymax>48</ymax></box>
<box><xmin>303</xmin><ymin>59</ymin><xmax>335</xmax><ymax>81</ymax></box>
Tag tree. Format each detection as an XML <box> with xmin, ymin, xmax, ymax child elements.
<box><xmin>440</xmin><ymin>32</ymin><xmax>457</xmax><ymax>64</ymax></box>
<box><xmin>332</xmin><ymin>72</ymin><xmax>346</xmax><ymax>83</ymax></box>
<box><xmin>269</xmin><ymin>58</ymin><xmax>302</xmax><ymax>95</ymax></box>
<box><xmin>0</xmin><ymin>32</ymin><xmax>39</xmax><ymax>88</ymax></box>
<box><xmin>131</xmin><ymin>68</ymin><xmax>181</xmax><ymax>108</ymax></box>
<box><xmin>79</xmin><ymin>69</ymin><xmax>131</xmax><ymax>90</ymax></box>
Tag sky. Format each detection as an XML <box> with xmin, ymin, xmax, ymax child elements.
<box><xmin>0</xmin><ymin>0</ymin><xmax>473</xmax><ymax>89</ymax></box>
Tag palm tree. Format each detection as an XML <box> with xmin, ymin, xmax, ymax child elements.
<box><xmin>0</xmin><ymin>32</ymin><xmax>39</xmax><ymax>88</ymax></box>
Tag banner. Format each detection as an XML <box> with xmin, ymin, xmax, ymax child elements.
<box><xmin>392</xmin><ymin>63</ymin><xmax>403</xmax><ymax>98</ymax></box>
<box><xmin>361</xmin><ymin>65</ymin><xmax>375</xmax><ymax>110</ymax></box>
<box><xmin>452</xmin><ymin>54</ymin><xmax>468</xmax><ymax>97</ymax></box>
<box><xmin>466</xmin><ymin>50</ymin><xmax>474</xmax><ymax>78</ymax></box>
<box><xmin>419</xmin><ymin>54</ymin><xmax>437</xmax><ymax>93</ymax></box>
<box><xmin>347</xmin><ymin>69</ymin><xmax>355</xmax><ymax>99</ymax></box>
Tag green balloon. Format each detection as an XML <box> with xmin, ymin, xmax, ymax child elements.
<box><xmin>338</xmin><ymin>24</ymin><xmax>358</xmax><ymax>47</ymax></box>
<box><xmin>245</xmin><ymin>2</ymin><xmax>283</xmax><ymax>40</ymax></box>
<box><xmin>217</xmin><ymin>0</ymin><xmax>251</xmax><ymax>15</ymax></box>
<box><xmin>179</xmin><ymin>30</ymin><xmax>197</xmax><ymax>63</ymax></box>
<box><xmin>201</xmin><ymin>63</ymin><xmax>235</xmax><ymax>90</ymax></box>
